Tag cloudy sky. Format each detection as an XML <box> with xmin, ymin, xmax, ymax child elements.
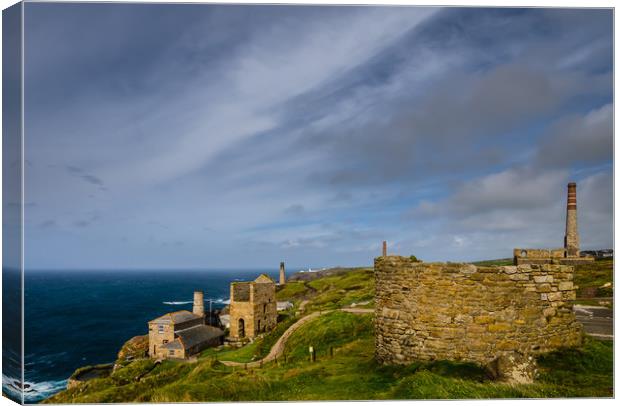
<box><xmin>22</xmin><ymin>3</ymin><xmax>612</xmax><ymax>270</ymax></box>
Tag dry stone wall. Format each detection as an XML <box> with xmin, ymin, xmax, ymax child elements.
<box><xmin>375</xmin><ymin>256</ymin><xmax>582</xmax><ymax>367</ymax></box>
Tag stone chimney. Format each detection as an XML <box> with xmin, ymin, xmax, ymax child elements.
<box><xmin>193</xmin><ymin>291</ymin><xmax>205</xmax><ymax>318</ymax></box>
<box><xmin>382</xmin><ymin>241</ymin><xmax>387</xmax><ymax>257</ymax></box>
<box><xmin>564</xmin><ymin>182</ymin><xmax>580</xmax><ymax>257</ymax></box>
<box><xmin>279</xmin><ymin>262</ymin><xmax>286</xmax><ymax>285</ymax></box>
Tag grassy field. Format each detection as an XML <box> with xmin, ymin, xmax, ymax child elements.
<box><xmin>45</xmin><ymin>263</ymin><xmax>614</xmax><ymax>402</ymax></box>
<box><xmin>573</xmin><ymin>259</ymin><xmax>613</xmax><ymax>297</ymax></box>
<box><xmin>471</xmin><ymin>258</ymin><xmax>514</xmax><ymax>266</ymax></box>
<box><xmin>277</xmin><ymin>267</ymin><xmax>374</xmax><ymax>311</ymax></box>
<box><xmin>46</xmin><ymin>310</ymin><xmax>613</xmax><ymax>402</ymax></box>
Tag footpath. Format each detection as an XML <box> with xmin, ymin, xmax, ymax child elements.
<box><xmin>220</xmin><ymin>307</ymin><xmax>373</xmax><ymax>368</ymax></box>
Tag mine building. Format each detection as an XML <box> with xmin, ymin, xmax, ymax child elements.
<box><xmin>514</xmin><ymin>182</ymin><xmax>595</xmax><ymax>265</ymax></box>
<box><xmin>228</xmin><ymin>274</ymin><xmax>277</xmax><ymax>340</ymax></box>
<box><xmin>148</xmin><ymin>291</ymin><xmax>224</xmax><ymax>359</ymax></box>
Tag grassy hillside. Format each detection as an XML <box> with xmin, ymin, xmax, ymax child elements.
<box><xmin>277</xmin><ymin>267</ymin><xmax>374</xmax><ymax>310</ymax></box>
<box><xmin>573</xmin><ymin>259</ymin><xmax>613</xmax><ymax>297</ymax></box>
<box><xmin>45</xmin><ymin>265</ymin><xmax>613</xmax><ymax>402</ymax></box>
<box><xmin>46</xmin><ymin>311</ymin><xmax>613</xmax><ymax>402</ymax></box>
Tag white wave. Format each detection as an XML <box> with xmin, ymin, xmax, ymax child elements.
<box><xmin>3</xmin><ymin>374</ymin><xmax>68</xmax><ymax>403</ymax></box>
<box><xmin>164</xmin><ymin>298</ymin><xmax>230</xmax><ymax>305</ymax></box>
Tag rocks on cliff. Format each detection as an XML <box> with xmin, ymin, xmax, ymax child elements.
<box><xmin>114</xmin><ymin>335</ymin><xmax>149</xmax><ymax>370</ymax></box>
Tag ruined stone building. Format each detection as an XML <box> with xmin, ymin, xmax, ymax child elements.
<box><xmin>375</xmin><ymin>256</ymin><xmax>582</xmax><ymax>381</ymax></box>
<box><xmin>514</xmin><ymin>182</ymin><xmax>594</xmax><ymax>265</ymax></box>
<box><xmin>229</xmin><ymin>274</ymin><xmax>277</xmax><ymax>340</ymax></box>
<box><xmin>148</xmin><ymin>291</ymin><xmax>224</xmax><ymax>359</ymax></box>
<box><xmin>279</xmin><ymin>262</ymin><xmax>286</xmax><ymax>285</ymax></box>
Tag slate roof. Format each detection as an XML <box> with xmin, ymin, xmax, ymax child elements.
<box><xmin>160</xmin><ymin>339</ymin><xmax>183</xmax><ymax>350</ymax></box>
<box><xmin>149</xmin><ymin>310</ymin><xmax>201</xmax><ymax>325</ymax></box>
<box><xmin>176</xmin><ymin>325</ymin><xmax>225</xmax><ymax>349</ymax></box>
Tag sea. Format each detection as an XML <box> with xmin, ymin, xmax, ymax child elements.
<box><xmin>5</xmin><ymin>268</ymin><xmax>283</xmax><ymax>403</ymax></box>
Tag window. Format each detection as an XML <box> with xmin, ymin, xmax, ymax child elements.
<box><xmin>158</xmin><ymin>325</ymin><xmax>164</xmax><ymax>334</ymax></box>
<box><xmin>169</xmin><ymin>350</ymin><xmax>175</xmax><ymax>356</ymax></box>
<box><xmin>263</xmin><ymin>304</ymin><xmax>267</xmax><ymax>313</ymax></box>
<box><xmin>163</xmin><ymin>340</ymin><xmax>168</xmax><ymax>344</ymax></box>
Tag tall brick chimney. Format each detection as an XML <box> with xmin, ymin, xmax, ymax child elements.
<box><xmin>382</xmin><ymin>241</ymin><xmax>387</xmax><ymax>257</ymax></box>
<box><xmin>193</xmin><ymin>291</ymin><xmax>205</xmax><ymax>318</ymax></box>
<box><xmin>564</xmin><ymin>182</ymin><xmax>580</xmax><ymax>257</ymax></box>
<box><xmin>279</xmin><ymin>262</ymin><xmax>286</xmax><ymax>285</ymax></box>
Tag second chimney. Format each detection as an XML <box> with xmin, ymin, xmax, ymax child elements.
<box><xmin>193</xmin><ymin>291</ymin><xmax>205</xmax><ymax>318</ymax></box>
<box><xmin>279</xmin><ymin>262</ymin><xmax>286</xmax><ymax>285</ymax></box>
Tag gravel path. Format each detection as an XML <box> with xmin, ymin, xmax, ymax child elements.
<box><xmin>220</xmin><ymin>308</ymin><xmax>372</xmax><ymax>368</ymax></box>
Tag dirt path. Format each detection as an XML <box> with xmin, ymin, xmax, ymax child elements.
<box><xmin>220</xmin><ymin>308</ymin><xmax>373</xmax><ymax>368</ymax></box>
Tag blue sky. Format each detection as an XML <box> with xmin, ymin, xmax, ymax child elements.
<box><xmin>21</xmin><ymin>4</ymin><xmax>612</xmax><ymax>270</ymax></box>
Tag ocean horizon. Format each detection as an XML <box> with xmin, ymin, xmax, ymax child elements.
<box><xmin>18</xmin><ymin>268</ymin><xmax>289</xmax><ymax>402</ymax></box>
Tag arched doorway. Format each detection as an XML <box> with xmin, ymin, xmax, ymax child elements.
<box><xmin>238</xmin><ymin>318</ymin><xmax>245</xmax><ymax>338</ymax></box>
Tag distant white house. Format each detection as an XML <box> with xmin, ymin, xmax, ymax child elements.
<box><xmin>277</xmin><ymin>301</ymin><xmax>293</xmax><ymax>311</ymax></box>
<box><xmin>219</xmin><ymin>314</ymin><xmax>230</xmax><ymax>329</ymax></box>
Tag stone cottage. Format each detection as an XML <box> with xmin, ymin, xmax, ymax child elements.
<box><xmin>148</xmin><ymin>291</ymin><xmax>224</xmax><ymax>359</ymax></box>
<box><xmin>228</xmin><ymin>274</ymin><xmax>277</xmax><ymax>340</ymax></box>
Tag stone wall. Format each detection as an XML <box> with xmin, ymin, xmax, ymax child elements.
<box><xmin>375</xmin><ymin>256</ymin><xmax>582</xmax><ymax>368</ymax></box>
<box><xmin>232</xmin><ymin>283</ymin><xmax>251</xmax><ymax>301</ymax></box>
<box><xmin>148</xmin><ymin>322</ymin><xmax>175</xmax><ymax>358</ymax></box>
<box><xmin>252</xmin><ymin>282</ymin><xmax>277</xmax><ymax>334</ymax></box>
<box><xmin>229</xmin><ymin>276</ymin><xmax>277</xmax><ymax>340</ymax></box>
<box><xmin>513</xmin><ymin>248</ymin><xmax>594</xmax><ymax>265</ymax></box>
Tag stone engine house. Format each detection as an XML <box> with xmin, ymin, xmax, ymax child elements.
<box><xmin>229</xmin><ymin>274</ymin><xmax>277</xmax><ymax>340</ymax></box>
<box><xmin>375</xmin><ymin>256</ymin><xmax>582</xmax><ymax>369</ymax></box>
<box><xmin>148</xmin><ymin>291</ymin><xmax>224</xmax><ymax>359</ymax></box>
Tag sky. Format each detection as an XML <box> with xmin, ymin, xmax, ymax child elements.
<box><xmin>19</xmin><ymin>3</ymin><xmax>613</xmax><ymax>270</ymax></box>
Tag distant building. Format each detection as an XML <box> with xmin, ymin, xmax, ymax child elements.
<box><xmin>277</xmin><ymin>301</ymin><xmax>293</xmax><ymax>311</ymax></box>
<box><xmin>228</xmin><ymin>274</ymin><xmax>277</xmax><ymax>340</ymax></box>
<box><xmin>514</xmin><ymin>182</ymin><xmax>594</xmax><ymax>265</ymax></box>
<box><xmin>279</xmin><ymin>262</ymin><xmax>286</xmax><ymax>285</ymax></box>
<box><xmin>148</xmin><ymin>291</ymin><xmax>224</xmax><ymax>359</ymax></box>
<box><xmin>580</xmin><ymin>249</ymin><xmax>613</xmax><ymax>259</ymax></box>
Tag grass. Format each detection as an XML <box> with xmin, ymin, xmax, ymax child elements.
<box><xmin>276</xmin><ymin>267</ymin><xmax>375</xmax><ymax>311</ymax></box>
<box><xmin>45</xmin><ymin>260</ymin><xmax>614</xmax><ymax>402</ymax></box>
<box><xmin>471</xmin><ymin>258</ymin><xmax>514</xmax><ymax>266</ymax></box>
<box><xmin>46</xmin><ymin>311</ymin><xmax>614</xmax><ymax>402</ymax></box>
<box><xmin>573</xmin><ymin>259</ymin><xmax>613</xmax><ymax>298</ymax></box>
<box><xmin>276</xmin><ymin>282</ymin><xmax>310</xmax><ymax>303</ymax></box>
<box><xmin>200</xmin><ymin>313</ymin><xmax>300</xmax><ymax>363</ymax></box>
<box><xmin>303</xmin><ymin>268</ymin><xmax>374</xmax><ymax>311</ymax></box>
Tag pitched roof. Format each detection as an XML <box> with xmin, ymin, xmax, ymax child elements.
<box><xmin>149</xmin><ymin>310</ymin><xmax>201</xmax><ymax>325</ymax></box>
<box><xmin>160</xmin><ymin>339</ymin><xmax>183</xmax><ymax>350</ymax></box>
<box><xmin>176</xmin><ymin>325</ymin><xmax>225</xmax><ymax>349</ymax></box>
<box><xmin>254</xmin><ymin>274</ymin><xmax>275</xmax><ymax>283</ymax></box>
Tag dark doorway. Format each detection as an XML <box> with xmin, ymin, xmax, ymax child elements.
<box><xmin>238</xmin><ymin>318</ymin><xmax>245</xmax><ymax>338</ymax></box>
